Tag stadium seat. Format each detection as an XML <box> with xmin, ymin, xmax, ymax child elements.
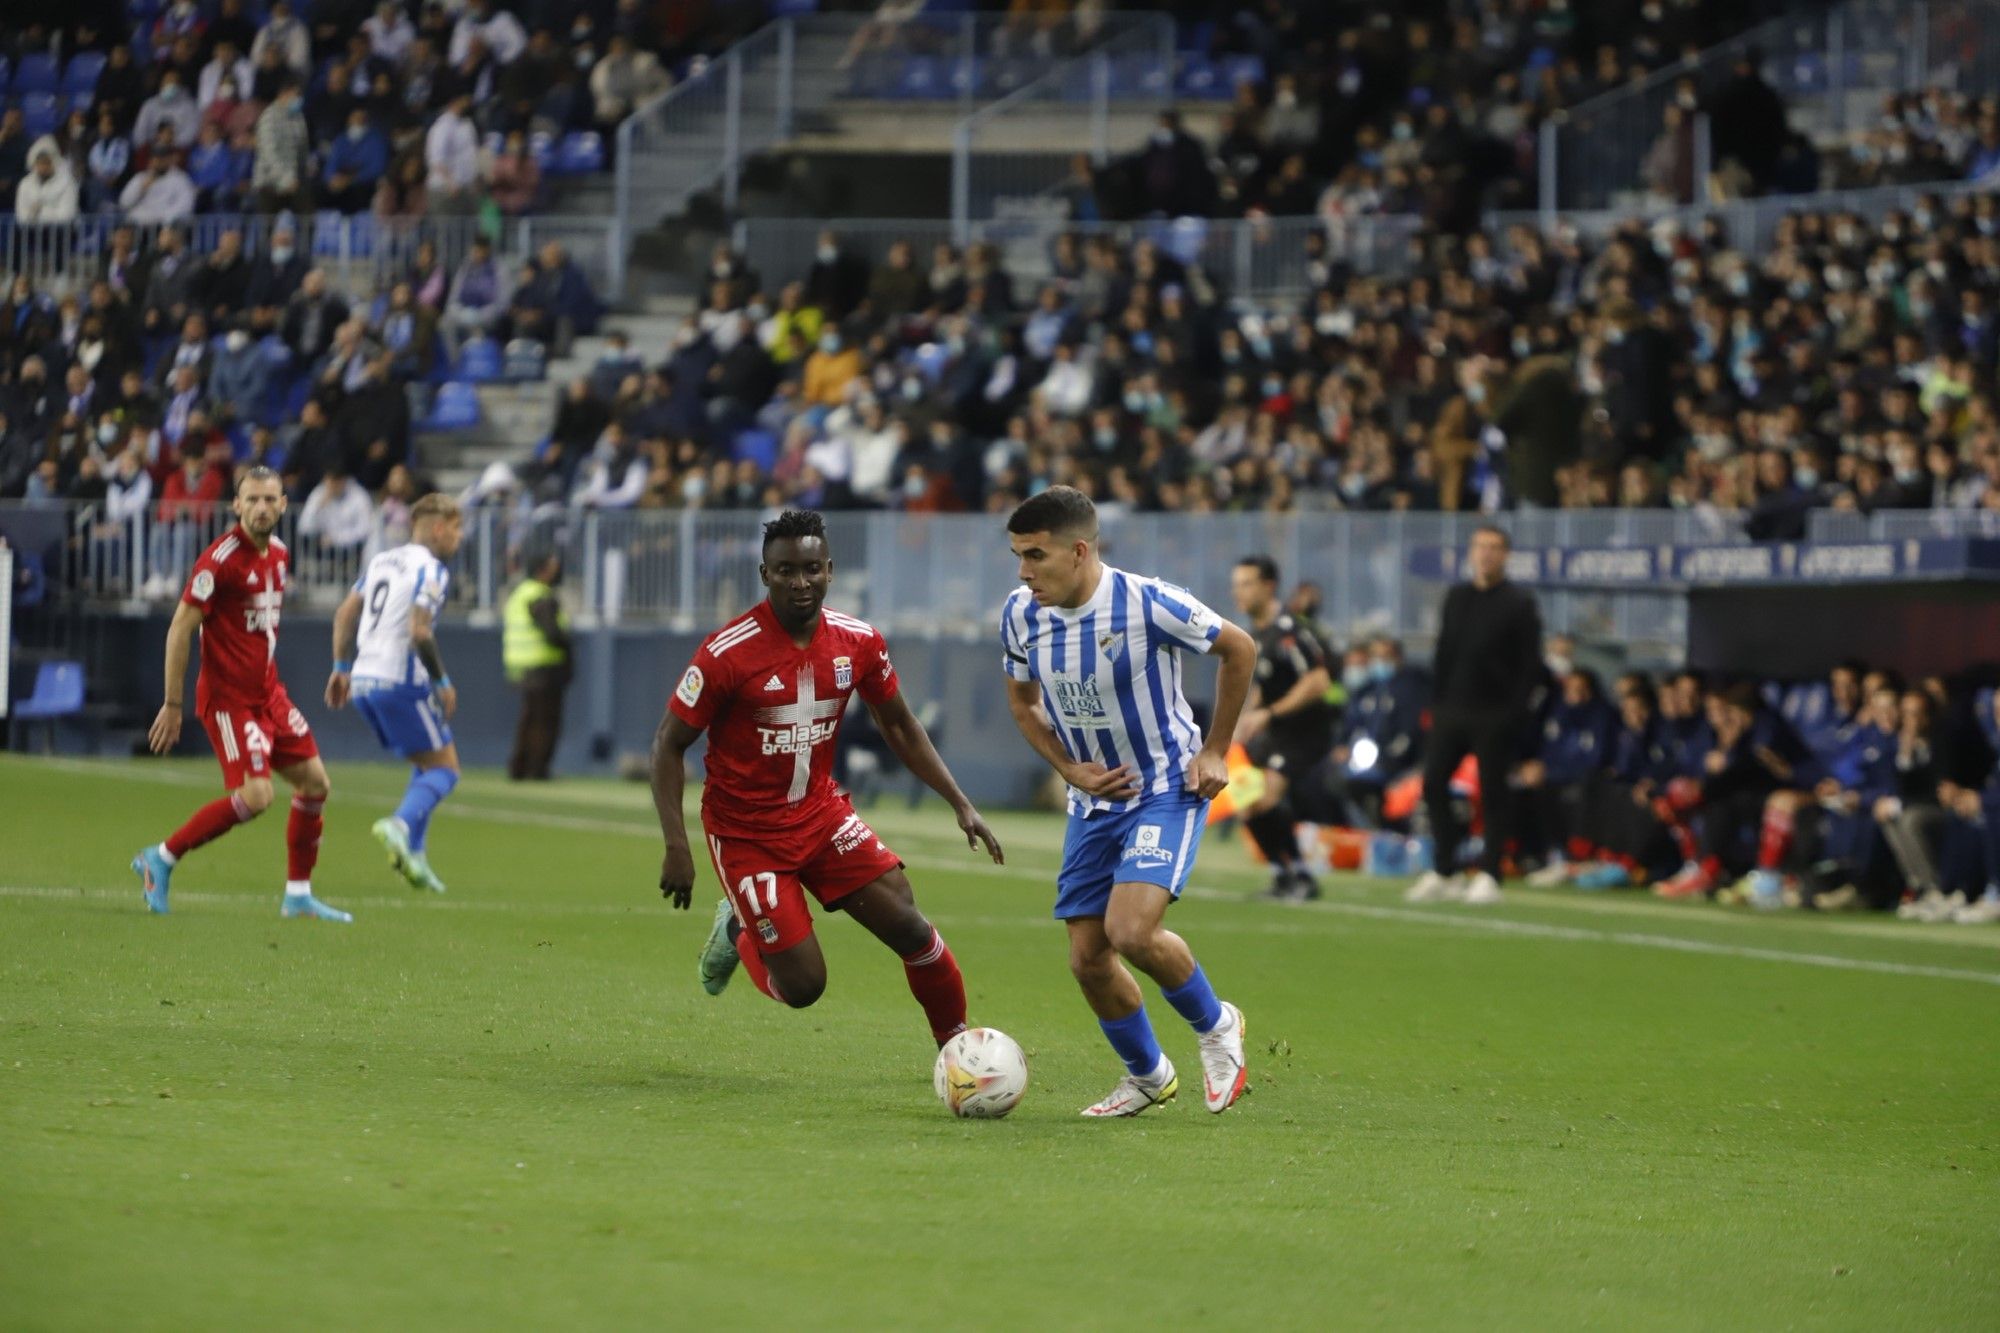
<box><xmin>63</xmin><ymin>52</ymin><xmax>106</xmax><ymax>97</ymax></box>
<box><xmin>1977</xmin><ymin>689</ymin><xmax>1999</xmax><ymax>751</ymax></box>
<box><xmin>503</xmin><ymin>338</ymin><xmax>547</xmax><ymax>382</ymax></box>
<box><xmin>12</xmin><ymin>53</ymin><xmax>59</xmax><ymax>96</ymax></box>
<box><xmin>529</xmin><ymin>130</ymin><xmax>555</xmax><ymax>170</ymax></box>
<box><xmin>456</xmin><ymin>337</ymin><xmax>503</xmax><ymax>383</ymax></box>
<box><xmin>1175</xmin><ymin>57</ymin><xmax>1221</xmax><ymax>99</ymax></box>
<box><xmin>9</xmin><ymin>660</ymin><xmax>85</xmax><ymax>754</ymax></box>
<box><xmin>556</xmin><ymin>131</ymin><xmax>605</xmax><ymax>175</ymax></box>
<box><xmin>0</xmin><ymin>56</ymin><xmax>11</xmax><ymax>97</ymax></box>
<box><xmin>770</xmin><ymin>0</ymin><xmax>819</xmax><ymax>15</ymax></box>
<box><xmin>897</xmin><ymin>55</ymin><xmax>941</xmax><ymax>100</ymax></box>
<box><xmin>732</xmin><ymin>428</ymin><xmax>779</xmax><ymax>474</ymax></box>
<box><xmin>1220</xmin><ymin>55</ymin><xmax>1265</xmax><ymax>93</ymax></box>
<box><xmin>421</xmin><ymin>382</ymin><xmax>482</xmax><ymax>431</ymax></box>
<box><xmin>21</xmin><ymin>92</ymin><xmax>61</xmax><ymax>138</ymax></box>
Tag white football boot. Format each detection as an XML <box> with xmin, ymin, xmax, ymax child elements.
<box><xmin>1196</xmin><ymin>1001</ymin><xmax>1248</xmax><ymax>1113</ymax></box>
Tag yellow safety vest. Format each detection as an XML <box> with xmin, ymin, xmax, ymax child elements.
<box><xmin>503</xmin><ymin>578</ymin><xmax>567</xmax><ymax>679</ymax></box>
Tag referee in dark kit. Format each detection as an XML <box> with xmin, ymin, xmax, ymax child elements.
<box><xmin>1406</xmin><ymin>524</ymin><xmax>1543</xmax><ymax>906</ymax></box>
<box><xmin>1229</xmin><ymin>555</ymin><xmax>1336</xmax><ymax>900</ymax></box>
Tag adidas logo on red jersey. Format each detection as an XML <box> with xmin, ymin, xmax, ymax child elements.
<box><xmin>763</xmin><ymin>675</ymin><xmax>784</xmax><ymax>691</ymax></box>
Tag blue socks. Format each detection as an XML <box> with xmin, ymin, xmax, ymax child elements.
<box><xmin>1161</xmin><ymin>964</ymin><xmax>1223</xmax><ymax>1034</ymax></box>
<box><xmin>395</xmin><ymin>767</ymin><xmax>460</xmax><ymax>851</ymax></box>
<box><xmin>1098</xmin><ymin>1007</ymin><xmax>1165</xmax><ymax>1078</ymax></box>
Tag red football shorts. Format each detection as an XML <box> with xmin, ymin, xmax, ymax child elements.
<box><xmin>201</xmin><ymin>686</ymin><xmax>318</xmax><ymax>789</ymax></box>
<box><xmin>701</xmin><ymin>796</ymin><xmax>904</xmax><ymax>953</ymax></box>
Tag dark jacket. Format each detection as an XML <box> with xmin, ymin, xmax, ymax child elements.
<box><xmin>1433</xmin><ymin>579</ymin><xmax>1543</xmax><ymax>717</ymax></box>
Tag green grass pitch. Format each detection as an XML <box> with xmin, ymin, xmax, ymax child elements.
<box><xmin>1</xmin><ymin>751</ymin><xmax>1996</xmax><ymax>1329</ymax></box>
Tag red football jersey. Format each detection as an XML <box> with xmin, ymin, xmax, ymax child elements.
<box><xmin>669</xmin><ymin>600</ymin><xmax>900</xmax><ymax>838</ymax></box>
<box><xmin>181</xmin><ymin>525</ymin><xmax>290</xmax><ymax>711</ymax></box>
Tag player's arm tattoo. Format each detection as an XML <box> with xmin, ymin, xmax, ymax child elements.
<box><xmin>331</xmin><ymin>590</ymin><xmax>363</xmax><ymax>665</ymax></box>
<box><xmin>409</xmin><ymin>605</ymin><xmax>449</xmax><ymax>682</ymax></box>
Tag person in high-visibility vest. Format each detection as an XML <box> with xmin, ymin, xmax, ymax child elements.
<box><xmin>504</xmin><ymin>546</ymin><xmax>572</xmax><ymax>780</ymax></box>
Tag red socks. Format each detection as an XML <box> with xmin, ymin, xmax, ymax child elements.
<box><xmin>736</xmin><ymin>929</ymin><xmax>783</xmax><ymax>1002</ymax></box>
<box><xmin>901</xmin><ymin>928</ymin><xmax>968</xmax><ymax>1046</ymax></box>
<box><xmin>731</xmin><ymin>924</ymin><xmax>965</xmax><ymax>1045</ymax></box>
<box><xmin>1757</xmin><ymin>805</ymin><xmax>1795</xmax><ymax>870</ymax></box>
<box><xmin>165</xmin><ymin>793</ymin><xmax>255</xmax><ymax>859</ymax></box>
<box><xmin>287</xmin><ymin>796</ymin><xmax>325</xmax><ymax>883</ymax></box>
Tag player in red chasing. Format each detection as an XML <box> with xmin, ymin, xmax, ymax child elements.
<box><xmin>130</xmin><ymin>466</ymin><xmax>351</xmax><ymax>922</ymax></box>
<box><xmin>652</xmin><ymin>509</ymin><xmax>1002</xmax><ymax>1046</ymax></box>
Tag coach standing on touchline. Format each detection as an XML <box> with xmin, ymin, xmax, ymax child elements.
<box><xmin>1407</xmin><ymin>524</ymin><xmax>1543</xmax><ymax>906</ymax></box>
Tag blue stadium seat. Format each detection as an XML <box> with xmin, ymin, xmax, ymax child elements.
<box><xmin>21</xmin><ymin>92</ymin><xmax>61</xmax><ymax>138</ymax></box>
<box><xmin>503</xmin><ymin>338</ymin><xmax>546</xmax><ymax>382</ymax></box>
<box><xmin>1112</xmin><ymin>54</ymin><xmax>1171</xmax><ymax>99</ymax></box>
<box><xmin>897</xmin><ymin>55</ymin><xmax>940</xmax><ymax>100</ymax></box>
<box><xmin>456</xmin><ymin>337</ymin><xmax>503</xmax><ymax>383</ymax></box>
<box><xmin>64</xmin><ymin>52</ymin><xmax>106</xmax><ymax>97</ymax></box>
<box><xmin>529</xmin><ymin>130</ymin><xmax>555</xmax><ymax>169</ymax></box>
<box><xmin>10</xmin><ymin>660</ymin><xmax>85</xmax><ymax>753</ymax></box>
<box><xmin>422</xmin><ymin>382</ymin><xmax>482</xmax><ymax>431</ymax></box>
<box><xmin>1977</xmin><ymin>688</ymin><xmax>1999</xmax><ymax>751</ymax></box>
<box><xmin>732</xmin><ymin>428</ymin><xmax>779</xmax><ymax>474</ymax></box>
<box><xmin>1219</xmin><ymin>55</ymin><xmax>1265</xmax><ymax>94</ymax></box>
<box><xmin>12</xmin><ymin>53</ymin><xmax>59</xmax><ymax>96</ymax></box>
<box><xmin>1180</xmin><ymin>21</ymin><xmax>1214</xmax><ymax>54</ymax></box>
<box><xmin>0</xmin><ymin>56</ymin><xmax>11</xmax><ymax>97</ymax></box>
<box><xmin>1175</xmin><ymin>57</ymin><xmax>1221</xmax><ymax>99</ymax></box>
<box><xmin>770</xmin><ymin>0</ymin><xmax>819</xmax><ymax>14</ymax></box>
<box><xmin>556</xmin><ymin>131</ymin><xmax>604</xmax><ymax>175</ymax></box>
<box><xmin>126</xmin><ymin>0</ymin><xmax>162</xmax><ymax>17</ymax></box>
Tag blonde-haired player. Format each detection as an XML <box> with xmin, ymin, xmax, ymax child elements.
<box><xmin>326</xmin><ymin>493</ymin><xmax>466</xmax><ymax>892</ymax></box>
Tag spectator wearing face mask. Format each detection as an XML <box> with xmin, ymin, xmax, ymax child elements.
<box><xmin>802</xmin><ymin>328</ymin><xmax>863</xmax><ymax>407</ymax></box>
<box><xmin>208</xmin><ymin>323</ymin><xmax>273</xmax><ymax>428</ymax></box>
<box><xmin>136</xmin><ymin>72</ymin><xmax>201</xmax><ymax>153</ymax></box>
<box><xmin>323</xmin><ymin>109</ymin><xmax>390</xmax><ymax>214</ymax></box>
<box><xmin>243</xmin><ymin>227</ymin><xmax>308</xmax><ymax>333</ymax></box>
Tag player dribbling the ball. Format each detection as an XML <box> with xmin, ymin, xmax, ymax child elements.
<box><xmin>651</xmin><ymin>509</ymin><xmax>1003</xmax><ymax>1048</ymax></box>
<box><xmin>1000</xmin><ymin>486</ymin><xmax>1255</xmax><ymax>1117</ymax></box>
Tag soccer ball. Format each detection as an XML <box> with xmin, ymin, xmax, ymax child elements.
<box><xmin>933</xmin><ymin>1028</ymin><xmax>1028</xmax><ymax>1119</ymax></box>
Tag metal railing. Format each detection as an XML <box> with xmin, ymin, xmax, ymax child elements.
<box><xmin>613</xmin><ymin>13</ymin><xmax>1167</xmax><ymax>241</ymax></box>
<box><xmin>1</xmin><ymin>211</ymin><xmax>622</xmax><ymax>306</ymax></box>
<box><xmin>34</xmin><ymin>503</ymin><xmax>1998</xmax><ymax>658</ymax></box>
<box><xmin>948</xmin><ymin>14</ymin><xmax>1176</xmax><ymax>232</ymax></box>
<box><xmin>1495</xmin><ymin>177</ymin><xmax>1989</xmax><ymax>255</ymax></box>
<box><xmin>733</xmin><ymin>211</ymin><xmax>1425</xmax><ymax>305</ymax></box>
<box><xmin>1543</xmin><ymin>0</ymin><xmax>1977</xmax><ymax>212</ymax></box>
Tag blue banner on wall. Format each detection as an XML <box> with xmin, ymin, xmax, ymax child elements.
<box><xmin>1411</xmin><ymin>539</ymin><xmax>2000</xmax><ymax>588</ymax></box>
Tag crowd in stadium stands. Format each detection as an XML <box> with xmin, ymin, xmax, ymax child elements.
<box><xmin>0</xmin><ymin>212</ymin><xmax>601</xmax><ymax>595</ymax></box>
<box><xmin>0</xmin><ymin>1</ymin><xmax>760</xmax><ymax>226</ymax></box>
<box><xmin>1826</xmin><ymin>89</ymin><xmax>2000</xmax><ymax>192</ymax></box>
<box><xmin>1245</xmin><ymin>613</ymin><xmax>2000</xmax><ymax>923</ymax></box>
<box><xmin>471</xmin><ymin>187</ymin><xmax>1997</xmax><ymax>535</ymax></box>
<box><xmin>1064</xmin><ymin>0</ymin><xmax>1790</xmax><ymax>225</ymax></box>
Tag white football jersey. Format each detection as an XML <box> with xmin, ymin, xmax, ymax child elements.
<box><xmin>351</xmin><ymin>543</ymin><xmax>451</xmax><ymax>685</ymax></box>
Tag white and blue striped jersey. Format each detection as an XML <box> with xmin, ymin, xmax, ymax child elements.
<box><xmin>351</xmin><ymin>543</ymin><xmax>451</xmax><ymax>686</ymax></box>
<box><xmin>999</xmin><ymin>565</ymin><xmax>1222</xmax><ymax>816</ymax></box>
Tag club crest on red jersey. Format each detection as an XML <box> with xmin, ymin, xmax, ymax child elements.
<box><xmin>832</xmin><ymin>655</ymin><xmax>853</xmax><ymax>690</ymax></box>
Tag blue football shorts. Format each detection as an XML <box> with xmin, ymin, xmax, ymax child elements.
<box><xmin>351</xmin><ymin>680</ymin><xmax>453</xmax><ymax>758</ymax></box>
<box><xmin>1053</xmin><ymin>787</ymin><xmax>1209</xmax><ymax>920</ymax></box>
